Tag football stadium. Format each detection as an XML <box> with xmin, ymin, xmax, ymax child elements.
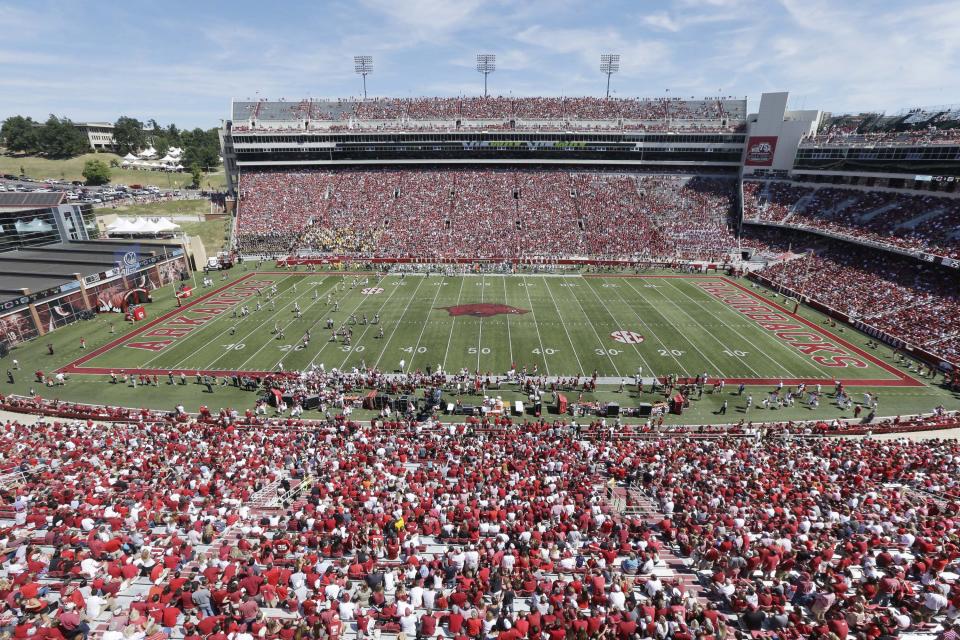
<box><xmin>2</xmin><ymin>4</ymin><xmax>960</xmax><ymax>640</ymax></box>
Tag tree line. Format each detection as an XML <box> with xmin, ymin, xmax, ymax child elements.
<box><xmin>0</xmin><ymin>114</ymin><xmax>222</xmax><ymax>170</ymax></box>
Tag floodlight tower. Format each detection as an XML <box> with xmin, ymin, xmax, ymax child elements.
<box><xmin>476</xmin><ymin>54</ymin><xmax>496</xmax><ymax>98</ymax></box>
<box><xmin>354</xmin><ymin>55</ymin><xmax>373</xmax><ymax>100</ymax></box>
<box><xmin>600</xmin><ymin>53</ymin><xmax>620</xmax><ymax>98</ymax></box>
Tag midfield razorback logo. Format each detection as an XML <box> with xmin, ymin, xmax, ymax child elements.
<box><xmin>438</xmin><ymin>303</ymin><xmax>530</xmax><ymax>318</ymax></box>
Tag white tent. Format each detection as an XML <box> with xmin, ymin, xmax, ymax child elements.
<box><xmin>123</xmin><ymin>152</ymin><xmax>137</xmax><ymax>161</ymax></box>
<box><xmin>159</xmin><ymin>154</ymin><xmax>176</xmax><ymax>165</ymax></box>
<box><xmin>168</xmin><ymin>147</ymin><xmax>182</xmax><ymax>158</ymax></box>
<box><xmin>138</xmin><ymin>147</ymin><xmax>157</xmax><ymax>158</ymax></box>
<box><xmin>121</xmin><ymin>160</ymin><xmax>133</xmax><ymax>167</ymax></box>
<box><xmin>106</xmin><ymin>218</ymin><xmax>139</xmax><ymax>234</ymax></box>
<box><xmin>107</xmin><ymin>217</ymin><xmax>180</xmax><ymax>236</ymax></box>
<box><xmin>152</xmin><ymin>217</ymin><xmax>180</xmax><ymax>232</ymax></box>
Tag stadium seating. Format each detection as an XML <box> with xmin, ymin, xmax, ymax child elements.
<box><xmin>237</xmin><ymin>170</ymin><xmax>738</xmax><ymax>260</ymax></box>
<box><xmin>743</xmin><ymin>180</ymin><xmax>960</xmax><ymax>258</ymax></box>
<box><xmin>0</xmin><ymin>389</ymin><xmax>958</xmax><ymax>640</ymax></box>
<box><xmin>801</xmin><ymin>128</ymin><xmax>960</xmax><ymax>146</ymax></box>
<box><xmin>232</xmin><ymin>96</ymin><xmax>747</xmax><ymax>133</ymax></box>
<box><xmin>756</xmin><ymin>243</ymin><xmax>960</xmax><ymax>365</ymax></box>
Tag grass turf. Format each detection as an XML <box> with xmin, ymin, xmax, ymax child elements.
<box><xmin>2</xmin><ymin>267</ymin><xmax>957</xmax><ymax>424</ymax></box>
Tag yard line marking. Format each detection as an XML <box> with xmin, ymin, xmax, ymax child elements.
<box><xmin>374</xmin><ymin>275</ymin><xmax>428</xmax><ymax>373</ymax></box>
<box><xmin>619</xmin><ymin>277</ymin><xmax>719</xmax><ymax>376</ymax></box>
<box><xmin>218</xmin><ymin>277</ymin><xmax>331</xmax><ymax>371</ymax></box>
<box><xmin>666</xmin><ymin>278</ymin><xmax>803</xmax><ymax>378</ymax></box>
<box><xmin>440</xmin><ymin>277</ymin><xmax>466</xmax><ymax>373</ymax></box>
<box><xmin>538</xmin><ymin>275</ymin><xmax>585</xmax><ymax>376</ymax></box>
<box><xmin>407</xmin><ymin>275</ymin><xmax>448</xmax><ymax>372</ymax></box>
<box><xmin>501</xmin><ymin>275</ymin><xmax>514</xmax><ymax>367</ymax></box>
<box><xmin>661</xmin><ymin>278</ymin><xmax>789</xmax><ymax>378</ymax></box>
<box><xmin>637</xmin><ymin>279</ymin><xmax>739</xmax><ymax>377</ymax></box>
<box><xmin>335</xmin><ymin>274</ymin><xmax>406</xmax><ymax>371</ymax></box>
<box><xmin>477</xmin><ymin>274</ymin><xmax>485</xmax><ymax>371</ymax></box>
<box><xmin>140</xmin><ymin>275</ymin><xmax>294</xmax><ymax>370</ymax></box>
<box><xmin>521</xmin><ymin>275</ymin><xmax>550</xmax><ymax>376</ymax></box>
<box><xmin>580</xmin><ymin>277</ymin><xmax>654</xmax><ymax>378</ymax></box>
<box><xmin>251</xmin><ymin>277</ymin><xmax>345</xmax><ymax>372</ymax></box>
<box><xmin>548</xmin><ymin>276</ymin><xmax>620</xmax><ymax>377</ymax></box>
<box><xmin>604</xmin><ymin>277</ymin><xmax>684</xmax><ymax>375</ymax></box>
<box><xmin>308</xmin><ymin>275</ymin><xmax>393</xmax><ymax>371</ymax></box>
<box><xmin>271</xmin><ymin>275</ymin><xmax>359</xmax><ymax>371</ymax></box>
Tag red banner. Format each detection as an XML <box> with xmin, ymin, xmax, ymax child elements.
<box><xmin>744</xmin><ymin>136</ymin><xmax>778</xmax><ymax>166</ymax></box>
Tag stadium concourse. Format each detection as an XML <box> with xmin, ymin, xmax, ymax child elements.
<box><xmin>235</xmin><ymin>171</ymin><xmax>738</xmax><ymax>261</ymax></box>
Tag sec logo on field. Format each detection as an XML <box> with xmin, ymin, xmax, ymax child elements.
<box><xmin>361</xmin><ymin>287</ymin><xmax>384</xmax><ymax>295</ymax></box>
<box><xmin>610</xmin><ymin>330</ymin><xmax>644</xmax><ymax>344</ymax></box>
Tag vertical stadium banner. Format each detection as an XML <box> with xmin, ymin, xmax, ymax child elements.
<box><xmin>34</xmin><ymin>289</ymin><xmax>90</xmax><ymax>333</ymax></box>
<box><xmin>744</xmin><ymin>136</ymin><xmax>778</xmax><ymax>166</ymax></box>
<box><xmin>156</xmin><ymin>257</ymin><xmax>186</xmax><ymax>286</ymax></box>
<box><xmin>0</xmin><ymin>308</ymin><xmax>40</xmax><ymax>347</ymax></box>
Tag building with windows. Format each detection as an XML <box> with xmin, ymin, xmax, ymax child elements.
<box><xmin>74</xmin><ymin>121</ymin><xmax>116</xmax><ymax>151</ymax></box>
<box><xmin>0</xmin><ymin>192</ymin><xmax>99</xmax><ymax>253</ymax></box>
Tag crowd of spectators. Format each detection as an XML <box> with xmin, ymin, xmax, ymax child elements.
<box><xmin>800</xmin><ymin>127</ymin><xmax>960</xmax><ymax>146</ymax></box>
<box><xmin>1</xmin><ymin>391</ymin><xmax>960</xmax><ymax>640</ymax></box>
<box><xmin>237</xmin><ymin>170</ymin><xmax>739</xmax><ymax>260</ymax></box>
<box><xmin>743</xmin><ymin>181</ymin><xmax>960</xmax><ymax>259</ymax></box>
<box><xmin>757</xmin><ymin>243</ymin><xmax>960</xmax><ymax>365</ymax></box>
<box><xmin>235</xmin><ymin>96</ymin><xmax>744</xmax><ymax>123</ymax></box>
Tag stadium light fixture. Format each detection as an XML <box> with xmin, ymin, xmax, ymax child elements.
<box><xmin>600</xmin><ymin>53</ymin><xmax>620</xmax><ymax>98</ymax></box>
<box><xmin>354</xmin><ymin>55</ymin><xmax>373</xmax><ymax>100</ymax></box>
<box><xmin>476</xmin><ymin>53</ymin><xmax>496</xmax><ymax>98</ymax></box>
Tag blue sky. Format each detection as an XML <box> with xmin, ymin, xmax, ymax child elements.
<box><xmin>2</xmin><ymin>0</ymin><xmax>959</xmax><ymax>129</ymax></box>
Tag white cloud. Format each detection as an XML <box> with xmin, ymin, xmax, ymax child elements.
<box><xmin>642</xmin><ymin>12</ymin><xmax>681</xmax><ymax>32</ymax></box>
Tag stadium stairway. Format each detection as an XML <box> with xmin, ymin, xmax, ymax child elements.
<box><xmin>616</xmin><ymin>483</ymin><xmax>708</xmax><ymax>602</ymax></box>
<box><xmin>781</xmin><ymin>192</ymin><xmax>816</xmax><ymax>223</ymax></box>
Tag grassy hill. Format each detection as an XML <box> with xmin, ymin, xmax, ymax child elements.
<box><xmin>0</xmin><ymin>152</ymin><xmax>227</xmax><ymax>190</ymax></box>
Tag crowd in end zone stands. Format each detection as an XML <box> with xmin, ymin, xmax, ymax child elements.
<box><xmin>756</xmin><ymin>241</ymin><xmax>960</xmax><ymax>366</ymax></box>
<box><xmin>743</xmin><ymin>181</ymin><xmax>960</xmax><ymax>259</ymax></box>
<box><xmin>5</xmin><ymin>404</ymin><xmax>960</xmax><ymax>640</ymax></box>
<box><xmin>236</xmin><ymin>171</ymin><xmax>737</xmax><ymax>261</ymax></box>
<box><xmin>800</xmin><ymin>127</ymin><xmax>960</xmax><ymax>146</ymax></box>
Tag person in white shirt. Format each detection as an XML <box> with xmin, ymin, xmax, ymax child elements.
<box><xmin>324</xmin><ymin>582</ymin><xmax>342</xmax><ymax>602</ymax></box>
<box><xmin>608</xmin><ymin>584</ymin><xmax>626</xmax><ymax>611</ymax></box>
<box><xmin>423</xmin><ymin>586</ymin><xmax>437</xmax><ymax>610</ymax></box>
<box><xmin>409</xmin><ymin>584</ymin><xmax>424</xmax><ymax>608</ymax></box>
<box><xmin>399</xmin><ymin>611</ymin><xmax>418</xmax><ymax>637</ymax></box>
<box><xmin>85</xmin><ymin>594</ymin><xmax>106</xmax><ymax>619</ymax></box>
<box><xmin>338</xmin><ymin>598</ymin><xmax>356</xmax><ymax>621</ymax></box>
<box><xmin>645</xmin><ymin>575</ymin><xmax>663</xmax><ymax>598</ymax></box>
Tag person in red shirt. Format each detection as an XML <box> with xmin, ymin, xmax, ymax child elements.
<box><xmin>419</xmin><ymin>612</ymin><xmax>437</xmax><ymax>638</ymax></box>
<box><xmin>161</xmin><ymin>604</ymin><xmax>181</xmax><ymax>632</ymax></box>
<box><xmin>616</xmin><ymin>616</ymin><xmax>637</xmax><ymax>640</ymax></box>
<box><xmin>447</xmin><ymin>607</ymin><xmax>465</xmax><ymax>635</ymax></box>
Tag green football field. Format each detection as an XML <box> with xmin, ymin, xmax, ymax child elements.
<box><xmin>61</xmin><ymin>270</ymin><xmax>919</xmax><ymax>387</ymax></box>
